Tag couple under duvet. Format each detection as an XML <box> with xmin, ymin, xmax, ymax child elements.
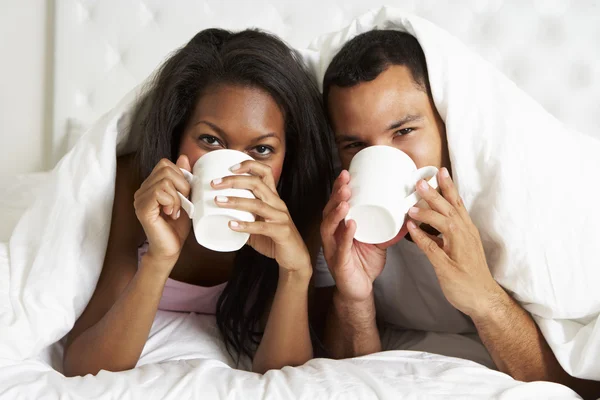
<box><xmin>60</xmin><ymin>25</ymin><xmax>600</xmax><ymax>399</ymax></box>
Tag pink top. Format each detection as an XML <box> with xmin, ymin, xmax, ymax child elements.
<box><xmin>138</xmin><ymin>243</ymin><xmax>226</xmax><ymax>315</ymax></box>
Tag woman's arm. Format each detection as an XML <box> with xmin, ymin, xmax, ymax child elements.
<box><xmin>63</xmin><ymin>156</ymin><xmax>192</xmax><ymax>376</ymax></box>
<box><xmin>252</xmin><ymin>268</ymin><xmax>313</xmax><ymax>374</ymax></box>
<box><xmin>212</xmin><ymin>160</ymin><xmax>315</xmax><ymax>374</ymax></box>
<box><xmin>63</xmin><ymin>255</ymin><xmax>172</xmax><ymax>376</ymax></box>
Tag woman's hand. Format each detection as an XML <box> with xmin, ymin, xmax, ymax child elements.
<box><xmin>406</xmin><ymin>167</ymin><xmax>503</xmax><ymax>318</ymax></box>
<box><xmin>133</xmin><ymin>155</ymin><xmax>192</xmax><ymax>269</ymax></box>
<box><xmin>212</xmin><ymin>160</ymin><xmax>311</xmax><ymax>277</ymax></box>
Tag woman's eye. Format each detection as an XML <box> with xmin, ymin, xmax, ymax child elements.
<box><xmin>253</xmin><ymin>145</ymin><xmax>273</xmax><ymax>156</ymax></box>
<box><xmin>200</xmin><ymin>135</ymin><xmax>222</xmax><ymax>147</ymax></box>
<box><xmin>395</xmin><ymin>128</ymin><xmax>414</xmax><ymax>136</ymax></box>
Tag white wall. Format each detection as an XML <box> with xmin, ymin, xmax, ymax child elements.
<box><xmin>0</xmin><ymin>1</ymin><xmax>50</xmax><ymax>178</ymax></box>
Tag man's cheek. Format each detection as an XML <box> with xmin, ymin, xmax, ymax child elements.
<box><xmin>339</xmin><ymin>153</ymin><xmax>353</xmax><ymax>171</ymax></box>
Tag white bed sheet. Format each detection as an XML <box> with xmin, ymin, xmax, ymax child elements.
<box><xmin>0</xmin><ymin>311</ymin><xmax>580</xmax><ymax>399</ymax></box>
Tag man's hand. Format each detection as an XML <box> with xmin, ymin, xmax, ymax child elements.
<box><xmin>406</xmin><ymin>167</ymin><xmax>503</xmax><ymax>318</ymax></box>
<box><xmin>321</xmin><ymin>170</ymin><xmax>405</xmax><ymax>358</ymax></box>
<box><xmin>321</xmin><ymin>170</ymin><xmax>403</xmax><ymax>302</ymax></box>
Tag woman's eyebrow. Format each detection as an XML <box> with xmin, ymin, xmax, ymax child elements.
<box><xmin>250</xmin><ymin>133</ymin><xmax>280</xmax><ymax>143</ymax></box>
<box><xmin>194</xmin><ymin>120</ymin><xmax>229</xmax><ymax>139</ymax></box>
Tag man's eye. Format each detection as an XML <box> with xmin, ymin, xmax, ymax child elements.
<box><xmin>395</xmin><ymin>128</ymin><xmax>414</xmax><ymax>136</ymax></box>
<box><xmin>344</xmin><ymin>142</ymin><xmax>365</xmax><ymax>150</ymax></box>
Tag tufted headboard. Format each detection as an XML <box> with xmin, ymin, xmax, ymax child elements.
<box><xmin>52</xmin><ymin>0</ymin><xmax>600</xmax><ymax>163</ymax></box>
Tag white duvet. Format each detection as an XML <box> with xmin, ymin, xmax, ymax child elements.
<box><xmin>1</xmin><ymin>6</ymin><xmax>596</xmax><ymax>399</ymax></box>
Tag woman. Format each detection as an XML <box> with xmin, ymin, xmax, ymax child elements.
<box><xmin>63</xmin><ymin>28</ymin><xmax>334</xmax><ymax>376</ymax></box>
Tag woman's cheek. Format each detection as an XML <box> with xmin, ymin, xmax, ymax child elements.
<box><xmin>270</xmin><ymin>163</ymin><xmax>283</xmax><ymax>185</ymax></box>
<box><xmin>179</xmin><ymin>143</ymin><xmax>207</xmax><ymax>168</ymax></box>
<box><xmin>268</xmin><ymin>153</ymin><xmax>286</xmax><ymax>185</ymax></box>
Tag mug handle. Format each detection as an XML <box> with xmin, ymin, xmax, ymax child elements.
<box><xmin>401</xmin><ymin>166</ymin><xmax>439</xmax><ymax>211</ymax></box>
<box><xmin>176</xmin><ymin>168</ymin><xmax>195</xmax><ymax>218</ymax></box>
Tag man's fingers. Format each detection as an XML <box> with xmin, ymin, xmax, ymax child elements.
<box><xmin>407</xmin><ymin>207</ymin><xmax>450</xmax><ymax>236</ymax></box>
<box><xmin>438</xmin><ymin>167</ymin><xmax>470</xmax><ymax>222</ymax></box>
<box><xmin>339</xmin><ymin>219</ymin><xmax>356</xmax><ymax>256</ymax></box>
<box><xmin>407</xmin><ymin>220</ymin><xmax>449</xmax><ymax>273</ymax></box>
<box><xmin>415</xmin><ymin>179</ymin><xmax>456</xmax><ymax>219</ymax></box>
<box><xmin>320</xmin><ymin>201</ymin><xmax>350</xmax><ymax>261</ymax></box>
<box><xmin>322</xmin><ymin>171</ymin><xmax>351</xmax><ymax>217</ymax></box>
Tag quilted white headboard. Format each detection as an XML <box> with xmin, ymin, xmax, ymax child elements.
<box><xmin>52</xmin><ymin>0</ymin><xmax>600</xmax><ymax>164</ymax></box>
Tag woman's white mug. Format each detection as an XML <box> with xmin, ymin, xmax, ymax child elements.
<box><xmin>176</xmin><ymin>149</ymin><xmax>255</xmax><ymax>252</ymax></box>
<box><xmin>346</xmin><ymin>145</ymin><xmax>438</xmax><ymax>244</ymax></box>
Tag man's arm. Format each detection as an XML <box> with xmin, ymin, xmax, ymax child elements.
<box><xmin>473</xmin><ymin>286</ymin><xmax>600</xmax><ymax>400</ymax></box>
<box><xmin>406</xmin><ymin>169</ymin><xmax>600</xmax><ymax>400</ymax></box>
<box><xmin>318</xmin><ymin>170</ymin><xmax>390</xmax><ymax>359</ymax></box>
<box><xmin>324</xmin><ymin>289</ymin><xmax>381</xmax><ymax>359</ymax></box>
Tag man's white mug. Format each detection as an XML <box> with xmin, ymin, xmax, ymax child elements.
<box><xmin>176</xmin><ymin>149</ymin><xmax>255</xmax><ymax>252</ymax></box>
<box><xmin>346</xmin><ymin>145</ymin><xmax>438</xmax><ymax>244</ymax></box>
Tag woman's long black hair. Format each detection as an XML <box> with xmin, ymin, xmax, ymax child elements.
<box><xmin>130</xmin><ymin>29</ymin><xmax>334</xmax><ymax>360</ymax></box>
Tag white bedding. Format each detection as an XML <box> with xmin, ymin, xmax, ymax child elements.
<box><xmin>0</xmin><ymin>311</ymin><xmax>579</xmax><ymax>399</ymax></box>
<box><xmin>0</xmin><ymin>7</ymin><xmax>595</xmax><ymax>399</ymax></box>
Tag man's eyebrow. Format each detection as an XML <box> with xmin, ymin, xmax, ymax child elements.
<box><xmin>335</xmin><ymin>134</ymin><xmax>361</xmax><ymax>143</ymax></box>
<box><xmin>386</xmin><ymin>115</ymin><xmax>424</xmax><ymax>131</ymax></box>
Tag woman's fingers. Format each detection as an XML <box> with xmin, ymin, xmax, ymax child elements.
<box><xmin>141</xmin><ymin>158</ymin><xmax>191</xmax><ymax>197</ymax></box>
<box><xmin>229</xmin><ymin>160</ymin><xmax>277</xmax><ymax>193</ymax></box>
<box><xmin>215</xmin><ymin>196</ymin><xmax>287</xmax><ymax>222</ymax></box>
<box><xmin>212</xmin><ymin>174</ymin><xmax>285</xmax><ymax>211</ymax></box>
<box><xmin>136</xmin><ymin>178</ymin><xmax>181</xmax><ymax>219</ymax></box>
<box><xmin>228</xmin><ymin>220</ymin><xmax>294</xmax><ymax>243</ymax></box>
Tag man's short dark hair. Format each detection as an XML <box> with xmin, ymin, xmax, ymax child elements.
<box><xmin>323</xmin><ymin>30</ymin><xmax>431</xmax><ymax>105</ymax></box>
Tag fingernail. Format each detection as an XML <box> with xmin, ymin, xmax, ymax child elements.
<box><xmin>212</xmin><ymin>178</ymin><xmax>222</xmax><ymax>185</ymax></box>
<box><xmin>408</xmin><ymin>207</ymin><xmax>418</xmax><ymax>215</ymax></box>
<box><xmin>441</xmin><ymin>167</ymin><xmax>450</xmax><ymax>178</ymax></box>
<box><xmin>230</xmin><ymin>163</ymin><xmax>241</xmax><ymax>172</ymax></box>
<box><xmin>175</xmin><ymin>210</ymin><xmax>180</xmax><ymax>219</ymax></box>
<box><xmin>165</xmin><ymin>207</ymin><xmax>173</xmax><ymax>215</ymax></box>
<box><xmin>337</xmin><ymin>202</ymin><xmax>344</xmax><ymax>210</ymax></box>
<box><xmin>418</xmin><ymin>180</ymin><xmax>429</xmax><ymax>190</ymax></box>
<box><xmin>216</xmin><ymin>196</ymin><xmax>228</xmax><ymax>203</ymax></box>
<box><xmin>229</xmin><ymin>220</ymin><xmax>240</xmax><ymax>229</ymax></box>
<box><xmin>407</xmin><ymin>220</ymin><xmax>417</xmax><ymax>230</ymax></box>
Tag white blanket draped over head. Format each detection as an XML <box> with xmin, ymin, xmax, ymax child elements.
<box><xmin>300</xmin><ymin>7</ymin><xmax>600</xmax><ymax>380</ymax></box>
<box><xmin>0</xmin><ymin>6</ymin><xmax>596</xmax><ymax>398</ymax></box>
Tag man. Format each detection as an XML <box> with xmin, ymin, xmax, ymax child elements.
<box><xmin>316</xmin><ymin>30</ymin><xmax>599</xmax><ymax>399</ymax></box>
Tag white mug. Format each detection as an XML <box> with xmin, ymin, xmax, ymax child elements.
<box><xmin>346</xmin><ymin>145</ymin><xmax>438</xmax><ymax>244</ymax></box>
<box><xmin>176</xmin><ymin>149</ymin><xmax>255</xmax><ymax>252</ymax></box>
